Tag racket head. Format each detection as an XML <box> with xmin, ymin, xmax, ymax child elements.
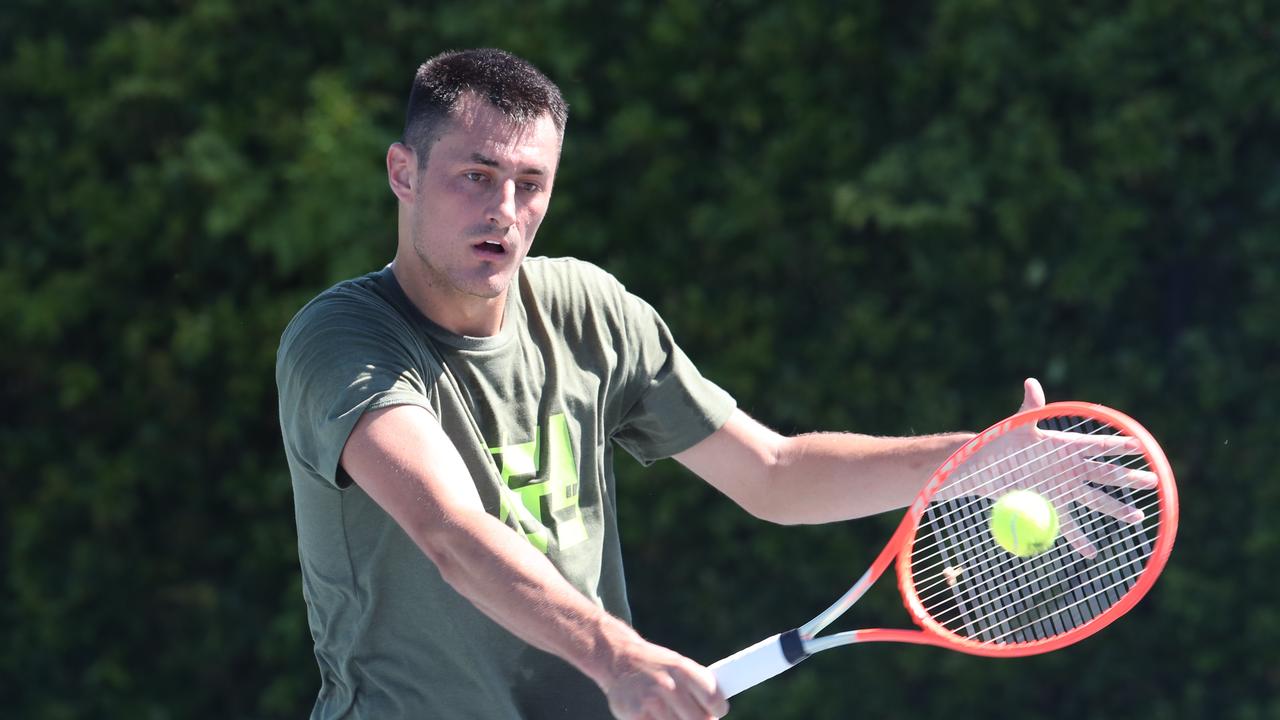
<box><xmin>896</xmin><ymin>402</ymin><xmax>1178</xmax><ymax>657</ymax></box>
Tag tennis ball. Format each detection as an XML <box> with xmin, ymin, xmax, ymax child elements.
<box><xmin>989</xmin><ymin>490</ymin><xmax>1060</xmax><ymax>557</ymax></box>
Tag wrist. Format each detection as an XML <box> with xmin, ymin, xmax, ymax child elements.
<box><xmin>578</xmin><ymin>612</ymin><xmax>645</xmax><ymax>691</ymax></box>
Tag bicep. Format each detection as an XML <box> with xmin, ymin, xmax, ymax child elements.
<box><xmin>673</xmin><ymin>409</ymin><xmax>787</xmax><ymax>519</ymax></box>
<box><xmin>340</xmin><ymin>404</ymin><xmax>486</xmax><ymax>543</ymax></box>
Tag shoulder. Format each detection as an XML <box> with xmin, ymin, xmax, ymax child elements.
<box><xmin>277</xmin><ymin>268</ymin><xmax>423</xmax><ymax>376</ymax></box>
<box><xmin>518</xmin><ymin>257</ymin><xmax>669</xmax><ymax>353</ymax></box>
<box><xmin>519</xmin><ymin>257</ymin><xmax>659</xmax><ymax>334</ymax></box>
<box><xmin>520</xmin><ymin>256</ymin><xmax>629</xmax><ymax>299</ymax></box>
<box><xmin>282</xmin><ymin>270</ymin><xmax>408</xmax><ymax>343</ymax></box>
<box><xmin>519</xmin><ymin>256</ymin><xmax>659</xmax><ymax>321</ymax></box>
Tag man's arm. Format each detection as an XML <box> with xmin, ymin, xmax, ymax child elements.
<box><xmin>675</xmin><ymin>380</ymin><xmax>1046</xmax><ymax>524</ymax></box>
<box><xmin>341</xmin><ymin>404</ymin><xmax>728</xmax><ymax>720</ymax></box>
<box><xmin>674</xmin><ymin>410</ymin><xmax>971</xmax><ymax>524</ymax></box>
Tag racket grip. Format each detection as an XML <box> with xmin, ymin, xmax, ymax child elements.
<box><xmin>710</xmin><ymin>629</ymin><xmax>808</xmax><ymax>698</ymax></box>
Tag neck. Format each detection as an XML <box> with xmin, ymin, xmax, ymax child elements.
<box><xmin>390</xmin><ymin>256</ymin><xmax>509</xmax><ymax>337</ymax></box>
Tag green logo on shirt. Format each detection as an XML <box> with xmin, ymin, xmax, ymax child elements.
<box><xmin>488</xmin><ymin>413</ymin><xmax>588</xmax><ymax>553</ymax></box>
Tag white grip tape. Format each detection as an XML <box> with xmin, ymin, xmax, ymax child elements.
<box><xmin>710</xmin><ymin>633</ymin><xmax>796</xmax><ymax>698</ymax></box>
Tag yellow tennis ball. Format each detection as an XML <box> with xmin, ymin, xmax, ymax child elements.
<box><xmin>990</xmin><ymin>490</ymin><xmax>1060</xmax><ymax>557</ymax></box>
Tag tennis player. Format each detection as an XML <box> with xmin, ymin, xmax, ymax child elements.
<box><xmin>277</xmin><ymin>48</ymin><xmax>1029</xmax><ymax>719</ymax></box>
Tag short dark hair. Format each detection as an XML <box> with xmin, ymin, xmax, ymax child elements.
<box><xmin>402</xmin><ymin>48</ymin><xmax>568</xmax><ymax>168</ymax></box>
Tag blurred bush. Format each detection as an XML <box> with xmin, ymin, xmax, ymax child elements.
<box><xmin>2</xmin><ymin>1</ymin><xmax>1277</xmax><ymax>718</ymax></box>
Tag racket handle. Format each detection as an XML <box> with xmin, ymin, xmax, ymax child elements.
<box><xmin>710</xmin><ymin>629</ymin><xmax>808</xmax><ymax>698</ymax></box>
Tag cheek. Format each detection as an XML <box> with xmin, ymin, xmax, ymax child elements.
<box><xmin>420</xmin><ymin>186</ymin><xmax>475</xmax><ymax>224</ymax></box>
<box><xmin>520</xmin><ymin>208</ymin><xmax>546</xmax><ymax>237</ymax></box>
<box><xmin>521</xmin><ymin>196</ymin><xmax>549</xmax><ymax>226</ymax></box>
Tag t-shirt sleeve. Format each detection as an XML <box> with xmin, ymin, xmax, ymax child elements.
<box><xmin>610</xmin><ymin>291</ymin><xmax>736</xmax><ymax>465</ymax></box>
<box><xmin>276</xmin><ymin>291</ymin><xmax>437</xmax><ymax>489</ymax></box>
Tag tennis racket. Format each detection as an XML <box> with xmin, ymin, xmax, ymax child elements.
<box><xmin>711</xmin><ymin>401</ymin><xmax>1178</xmax><ymax>698</ymax></box>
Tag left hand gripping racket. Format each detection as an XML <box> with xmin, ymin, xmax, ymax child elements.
<box><xmin>711</xmin><ymin>402</ymin><xmax>1178</xmax><ymax>698</ymax></box>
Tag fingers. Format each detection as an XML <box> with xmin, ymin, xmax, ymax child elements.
<box><xmin>1056</xmin><ymin>505</ymin><xmax>1098</xmax><ymax>559</ymax></box>
<box><xmin>1054</xmin><ymin>481</ymin><xmax>1148</xmax><ymax>559</ymax></box>
<box><xmin>691</xmin><ymin>666</ymin><xmax>730</xmax><ymax>719</ymax></box>
<box><xmin>1043</xmin><ymin>429</ymin><xmax>1145</xmax><ymax>458</ymax></box>
<box><xmin>1074</xmin><ymin>459</ymin><xmax>1159</xmax><ymax>490</ymax></box>
<box><xmin>660</xmin><ymin>685</ymin><xmax>724</xmax><ymax>720</ymax></box>
<box><xmin>667</xmin><ymin>664</ymin><xmax>728</xmax><ymax>719</ymax></box>
<box><xmin>1072</xmin><ymin>485</ymin><xmax>1145</xmax><ymax>524</ymax></box>
<box><xmin>605</xmin><ymin>650</ymin><xmax>728</xmax><ymax>720</ymax></box>
<box><xmin>1019</xmin><ymin>377</ymin><xmax>1046</xmax><ymax>412</ymax></box>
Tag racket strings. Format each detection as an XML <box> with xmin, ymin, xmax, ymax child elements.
<box><xmin>921</xmin><ymin>498</ymin><xmax>1159</xmax><ymax>636</ymax></box>
<box><xmin>928</xmin><ymin>494</ymin><xmax>1154</xmax><ymax>628</ymax></box>
<box><xmin>918</xmin><ymin>501</ymin><xmax>1156</xmax><ymax>644</ymax></box>
<box><xmin>920</xmin><ymin>420</ymin><xmax>1126</xmax><ymax>546</ymax></box>
<box><xmin>929</xmin><ymin>417</ymin><xmax>1098</xmax><ymax>526</ymax></box>
<box><xmin>906</xmin><ymin>415</ymin><xmax>1161</xmax><ymax>646</ymax></box>
<box><xmin>913</xmin><ymin>490</ymin><xmax>1160</xmax><ymax>611</ymax></box>
<box><xmin>916</xmin><ymin>418</ymin><xmax>1143</xmax><ymax>560</ymax></box>
<box><xmin>910</xmin><ymin>442</ymin><xmax>1151</xmax><ymax>586</ymax></box>
<box><xmin>910</xmin><ymin>429</ymin><xmax>1146</xmax><ymax>590</ymax></box>
<box><xmin>984</xmin><ymin>546</ymin><xmax>1153</xmax><ymax>644</ymax></box>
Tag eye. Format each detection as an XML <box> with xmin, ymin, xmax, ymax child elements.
<box><xmin>518</xmin><ymin>181</ymin><xmax>543</xmax><ymax>193</ymax></box>
<box><xmin>463</xmin><ymin>171</ymin><xmax>487</xmax><ymax>183</ymax></box>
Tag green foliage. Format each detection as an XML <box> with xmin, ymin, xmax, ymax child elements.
<box><xmin>3</xmin><ymin>1</ymin><xmax>1277</xmax><ymax>717</ymax></box>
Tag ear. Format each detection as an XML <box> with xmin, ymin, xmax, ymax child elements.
<box><xmin>386</xmin><ymin>142</ymin><xmax>418</xmax><ymax>204</ymax></box>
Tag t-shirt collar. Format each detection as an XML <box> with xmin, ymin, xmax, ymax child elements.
<box><xmin>375</xmin><ymin>263</ymin><xmax>521</xmax><ymax>353</ymax></box>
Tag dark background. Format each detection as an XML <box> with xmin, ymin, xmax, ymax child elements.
<box><xmin>3</xmin><ymin>1</ymin><xmax>1277</xmax><ymax>718</ymax></box>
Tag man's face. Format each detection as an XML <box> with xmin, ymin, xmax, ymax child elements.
<box><xmin>405</xmin><ymin>94</ymin><xmax>561</xmax><ymax>305</ymax></box>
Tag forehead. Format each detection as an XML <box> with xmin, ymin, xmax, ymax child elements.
<box><xmin>432</xmin><ymin>93</ymin><xmax>561</xmax><ymax>167</ymax></box>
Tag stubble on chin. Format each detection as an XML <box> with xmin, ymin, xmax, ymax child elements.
<box><xmin>410</xmin><ymin>234</ymin><xmax>514</xmax><ymax>301</ymax></box>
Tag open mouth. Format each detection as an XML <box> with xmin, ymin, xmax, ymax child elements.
<box><xmin>475</xmin><ymin>240</ymin><xmax>507</xmax><ymax>256</ymax></box>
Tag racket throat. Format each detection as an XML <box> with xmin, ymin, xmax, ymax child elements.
<box><xmin>779</xmin><ymin>627</ymin><xmax>811</xmax><ymax>665</ymax></box>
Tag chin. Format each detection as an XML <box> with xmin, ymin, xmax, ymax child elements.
<box><xmin>461</xmin><ymin>269</ymin><xmax>517</xmax><ymax>299</ymax></box>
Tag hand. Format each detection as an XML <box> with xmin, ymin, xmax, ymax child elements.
<box><xmin>602</xmin><ymin>637</ymin><xmax>728</xmax><ymax>720</ymax></box>
<box><xmin>942</xmin><ymin>378</ymin><xmax>1157</xmax><ymax>558</ymax></box>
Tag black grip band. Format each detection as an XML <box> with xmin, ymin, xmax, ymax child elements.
<box><xmin>779</xmin><ymin>628</ymin><xmax>809</xmax><ymax>665</ymax></box>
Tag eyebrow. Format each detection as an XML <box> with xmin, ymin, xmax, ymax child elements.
<box><xmin>468</xmin><ymin>152</ymin><xmax>546</xmax><ymax>176</ymax></box>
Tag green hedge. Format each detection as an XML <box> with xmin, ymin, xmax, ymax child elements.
<box><xmin>3</xmin><ymin>1</ymin><xmax>1277</xmax><ymax>717</ymax></box>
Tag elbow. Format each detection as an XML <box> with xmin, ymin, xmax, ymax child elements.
<box><xmin>743</xmin><ymin>498</ymin><xmax>808</xmax><ymax>526</ymax></box>
<box><xmin>410</xmin><ymin>516</ymin><xmax>476</xmax><ymax>586</ymax></box>
<box><xmin>734</xmin><ymin>483</ymin><xmax>793</xmax><ymax>525</ymax></box>
<box><xmin>422</xmin><ymin>540</ymin><xmax>464</xmax><ymax>584</ymax></box>
<box><xmin>735</xmin><ymin>436</ymin><xmax>807</xmax><ymax>525</ymax></box>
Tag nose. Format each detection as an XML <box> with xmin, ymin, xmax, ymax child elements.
<box><xmin>487</xmin><ymin>178</ymin><xmax>518</xmax><ymax>228</ymax></box>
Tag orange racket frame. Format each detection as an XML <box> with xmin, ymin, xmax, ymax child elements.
<box><xmin>711</xmin><ymin>401</ymin><xmax>1179</xmax><ymax>697</ymax></box>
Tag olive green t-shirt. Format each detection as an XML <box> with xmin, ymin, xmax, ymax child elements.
<box><xmin>276</xmin><ymin>257</ymin><xmax>736</xmax><ymax>719</ymax></box>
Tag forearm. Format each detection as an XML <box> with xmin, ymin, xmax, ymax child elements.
<box><xmin>342</xmin><ymin>407</ymin><xmax>632</xmax><ymax>687</ymax></box>
<box><xmin>768</xmin><ymin>431</ymin><xmax>973</xmax><ymax>523</ymax></box>
<box><xmin>409</xmin><ymin>506</ymin><xmax>724</xmax><ymax>717</ymax></box>
<box><xmin>677</xmin><ymin>410</ymin><xmax>974</xmax><ymax>525</ymax></box>
<box><xmin>345</xmin><ymin>405</ymin><xmax>725</xmax><ymax>718</ymax></box>
<box><xmin>412</xmin><ymin>509</ymin><xmax>639</xmax><ymax>688</ymax></box>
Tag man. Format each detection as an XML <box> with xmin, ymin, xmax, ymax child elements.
<box><xmin>276</xmin><ymin>48</ymin><xmax>1042</xmax><ymax>719</ymax></box>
